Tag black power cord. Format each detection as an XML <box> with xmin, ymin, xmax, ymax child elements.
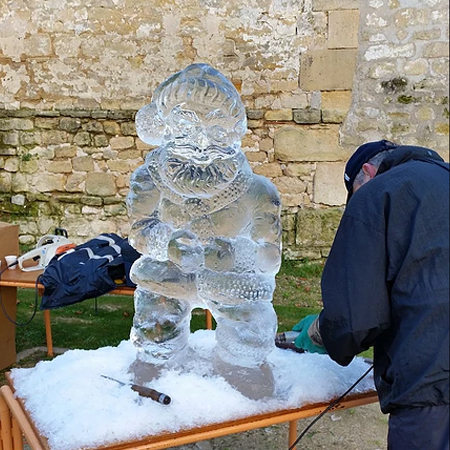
<box><xmin>289</xmin><ymin>363</ymin><xmax>374</xmax><ymax>450</ymax></box>
<box><xmin>0</xmin><ymin>262</ymin><xmax>40</xmax><ymax>326</ymax></box>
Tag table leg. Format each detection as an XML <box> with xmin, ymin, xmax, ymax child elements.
<box><xmin>0</xmin><ymin>387</ymin><xmax>44</xmax><ymax>450</ymax></box>
<box><xmin>206</xmin><ymin>310</ymin><xmax>213</xmax><ymax>330</ymax></box>
<box><xmin>0</xmin><ymin>389</ymin><xmax>13</xmax><ymax>450</ymax></box>
<box><xmin>11</xmin><ymin>418</ymin><xmax>23</xmax><ymax>450</ymax></box>
<box><xmin>43</xmin><ymin>310</ymin><xmax>53</xmax><ymax>357</ymax></box>
<box><xmin>289</xmin><ymin>420</ymin><xmax>298</xmax><ymax>450</ymax></box>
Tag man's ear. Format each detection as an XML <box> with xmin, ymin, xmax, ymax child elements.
<box><xmin>362</xmin><ymin>163</ymin><xmax>378</xmax><ymax>179</ymax></box>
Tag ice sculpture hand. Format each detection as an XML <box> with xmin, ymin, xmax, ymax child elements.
<box><xmin>168</xmin><ymin>230</ymin><xmax>204</xmax><ymax>272</ymax></box>
<box><xmin>131</xmin><ymin>257</ymin><xmax>197</xmax><ymax>302</ymax></box>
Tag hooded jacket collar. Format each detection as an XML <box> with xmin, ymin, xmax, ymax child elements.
<box><xmin>377</xmin><ymin>146</ymin><xmax>445</xmax><ymax>176</ymax></box>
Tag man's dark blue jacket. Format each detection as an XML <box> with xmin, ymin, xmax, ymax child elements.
<box><xmin>320</xmin><ymin>146</ymin><xmax>449</xmax><ymax>414</ymax></box>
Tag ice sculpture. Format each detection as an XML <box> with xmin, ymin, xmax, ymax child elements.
<box><xmin>127</xmin><ymin>64</ymin><xmax>282</xmax><ymax>399</ymax></box>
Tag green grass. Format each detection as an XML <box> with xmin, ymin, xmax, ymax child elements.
<box><xmin>1</xmin><ymin>260</ymin><xmax>372</xmax><ymax>386</ymax></box>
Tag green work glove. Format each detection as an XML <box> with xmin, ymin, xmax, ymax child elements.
<box><xmin>292</xmin><ymin>314</ymin><xmax>328</xmax><ymax>354</ymax></box>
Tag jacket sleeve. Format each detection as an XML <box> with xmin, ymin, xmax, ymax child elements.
<box><xmin>319</xmin><ymin>208</ymin><xmax>392</xmax><ymax>366</ymax></box>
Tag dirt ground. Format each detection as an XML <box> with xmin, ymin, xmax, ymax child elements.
<box><xmin>172</xmin><ymin>403</ymin><xmax>388</xmax><ymax>450</ymax></box>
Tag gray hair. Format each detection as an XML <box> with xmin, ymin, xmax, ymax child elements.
<box><xmin>353</xmin><ymin>150</ymin><xmax>395</xmax><ymax>188</ymax></box>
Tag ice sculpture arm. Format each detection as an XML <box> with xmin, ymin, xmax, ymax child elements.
<box><xmin>127</xmin><ymin>163</ymin><xmax>174</xmax><ymax>259</ymax></box>
<box><xmin>249</xmin><ymin>176</ymin><xmax>283</xmax><ymax>274</ymax></box>
<box><xmin>198</xmin><ymin>177</ymin><xmax>282</xmax><ymax>305</ymax></box>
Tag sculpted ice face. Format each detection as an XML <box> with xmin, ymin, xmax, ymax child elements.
<box><xmin>127</xmin><ymin>64</ymin><xmax>282</xmax><ymax>399</ymax></box>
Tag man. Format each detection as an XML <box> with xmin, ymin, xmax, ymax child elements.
<box><xmin>293</xmin><ymin>140</ymin><xmax>449</xmax><ymax>450</ymax></box>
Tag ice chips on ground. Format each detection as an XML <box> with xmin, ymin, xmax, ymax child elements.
<box><xmin>11</xmin><ymin>330</ymin><xmax>375</xmax><ymax>450</ymax></box>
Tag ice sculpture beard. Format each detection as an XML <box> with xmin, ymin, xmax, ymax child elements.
<box><xmin>159</xmin><ymin>143</ymin><xmax>240</xmax><ymax>199</ymax></box>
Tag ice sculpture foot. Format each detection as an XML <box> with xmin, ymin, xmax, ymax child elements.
<box><xmin>128</xmin><ymin>359</ymin><xmax>164</xmax><ymax>385</ymax></box>
<box><xmin>213</xmin><ymin>355</ymin><xmax>275</xmax><ymax>400</ymax></box>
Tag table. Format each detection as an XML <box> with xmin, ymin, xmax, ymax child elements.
<box><xmin>0</xmin><ymin>374</ymin><xmax>379</xmax><ymax>450</ymax></box>
<box><xmin>0</xmin><ymin>269</ymin><xmax>213</xmax><ymax>358</ymax></box>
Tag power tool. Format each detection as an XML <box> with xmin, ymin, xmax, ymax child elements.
<box><xmin>18</xmin><ymin>228</ymin><xmax>75</xmax><ymax>272</ymax></box>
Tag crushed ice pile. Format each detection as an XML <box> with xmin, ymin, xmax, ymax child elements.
<box><xmin>11</xmin><ymin>331</ymin><xmax>375</xmax><ymax>450</ymax></box>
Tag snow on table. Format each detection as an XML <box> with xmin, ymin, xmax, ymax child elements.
<box><xmin>11</xmin><ymin>330</ymin><xmax>375</xmax><ymax>450</ymax></box>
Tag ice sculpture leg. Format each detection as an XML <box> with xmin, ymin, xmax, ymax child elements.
<box><xmin>129</xmin><ymin>287</ymin><xmax>191</xmax><ymax>384</ymax></box>
<box><xmin>208</xmin><ymin>300</ymin><xmax>278</xmax><ymax>399</ymax></box>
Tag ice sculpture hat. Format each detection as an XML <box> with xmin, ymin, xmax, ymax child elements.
<box><xmin>136</xmin><ymin>64</ymin><xmax>247</xmax><ymax>146</ymax></box>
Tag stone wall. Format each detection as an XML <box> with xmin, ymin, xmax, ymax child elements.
<box><xmin>0</xmin><ymin>0</ymin><xmax>448</xmax><ymax>259</ymax></box>
<box><xmin>341</xmin><ymin>0</ymin><xmax>449</xmax><ymax>152</ymax></box>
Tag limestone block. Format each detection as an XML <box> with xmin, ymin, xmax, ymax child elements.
<box><xmin>54</xmin><ymin>36</ymin><xmax>82</xmax><ymax>58</ymax></box>
<box><xmin>4</xmin><ymin>157</ymin><xmax>20</xmax><ymax>172</ymax></box>
<box><xmin>296</xmin><ymin>207</ymin><xmax>344</xmax><ymax>247</ymax></box>
<box><xmin>35</xmin><ymin>118</ymin><xmax>59</xmax><ymax>129</ymax></box>
<box><xmin>65</xmin><ymin>174</ymin><xmax>85</xmax><ymax>193</ymax></box>
<box><xmin>431</xmin><ymin>59</ymin><xmax>450</xmax><ymax>75</ymax></box>
<box><xmin>322</xmin><ymin>91</ymin><xmax>352</xmax><ymax>123</ymax></box>
<box><xmin>73</xmin><ymin>132</ymin><xmax>92</xmax><ymax>147</ymax></box>
<box><xmin>0</xmin><ymin>147</ymin><xmax>17</xmax><ymax>156</ymax></box>
<box><xmin>416</xmin><ymin>107</ymin><xmax>436</xmax><ymax>121</ymax></box>
<box><xmin>72</xmin><ymin>156</ymin><xmax>95</xmax><ymax>172</ymax></box>
<box><xmin>252</xmin><ymin>163</ymin><xmax>283</xmax><ymax>178</ymax></box>
<box><xmin>19</xmin><ymin>160</ymin><xmax>39</xmax><ymax>174</ymax></box>
<box><xmin>103</xmin><ymin>121</ymin><xmax>121</xmax><ymax>135</ymax></box>
<box><xmin>94</xmin><ymin>135</ymin><xmax>110</xmax><ymax>147</ymax></box>
<box><xmin>300</xmin><ymin>50</ymin><xmax>358</xmax><ymax>91</ymax></box>
<box><xmin>413</xmin><ymin>29</ymin><xmax>442</xmax><ymax>41</ymax></box>
<box><xmin>313</xmin><ymin>0</ymin><xmax>359</xmax><ymax>11</ymax></box>
<box><xmin>42</xmin><ymin>130</ymin><xmax>69</xmax><ymax>145</ymax></box>
<box><xmin>283</xmin><ymin>163</ymin><xmax>315</xmax><ymax>178</ymax></box>
<box><xmin>364</xmin><ymin>43</ymin><xmax>415</xmax><ymax>61</ymax></box>
<box><xmin>46</xmin><ymin>161</ymin><xmax>73</xmax><ymax>173</ymax></box>
<box><xmin>80</xmin><ymin>196</ymin><xmax>102</xmax><ymax>206</ymax></box>
<box><xmin>54</xmin><ymin>145</ymin><xmax>77</xmax><ymax>158</ymax></box>
<box><xmin>86</xmin><ymin>172</ymin><xmax>116</xmax><ymax>196</ymax></box>
<box><xmin>24</xmin><ymin>34</ymin><xmax>52</xmax><ymax>57</ymax></box>
<box><xmin>293</xmin><ymin>108</ymin><xmax>321</xmax><ymax>124</ymax></box>
<box><xmin>121</xmin><ymin>122</ymin><xmax>137</xmax><ymax>136</ymax></box>
<box><xmin>274</xmin><ymin>125</ymin><xmax>347</xmax><ymax>162</ymax></box>
<box><xmin>404</xmin><ymin>59</ymin><xmax>429</xmax><ymax>76</ymax></box>
<box><xmin>245</xmin><ymin>152</ymin><xmax>267</xmax><ymax>163</ymax></box>
<box><xmin>110</xmin><ymin>136</ymin><xmax>135</xmax><ymax>150</ymax></box>
<box><xmin>0</xmin><ymin>172</ymin><xmax>12</xmax><ymax>192</ymax></box>
<box><xmin>59</xmin><ymin>117</ymin><xmax>82</xmax><ymax>133</ymax></box>
<box><xmin>0</xmin><ymin>118</ymin><xmax>34</xmax><ymax>131</ymax></box>
<box><xmin>117</xmin><ymin>150</ymin><xmax>141</xmax><ymax>160</ymax></box>
<box><xmin>107</xmin><ymin>160</ymin><xmax>131</xmax><ymax>173</ymax></box>
<box><xmin>328</xmin><ymin>10</ymin><xmax>360</xmax><ymax>49</ymax></box>
<box><xmin>314</xmin><ymin>162</ymin><xmax>347</xmax><ymax>206</ymax></box>
<box><xmin>86</xmin><ymin>121</ymin><xmax>105</xmax><ymax>133</ymax></box>
<box><xmin>19</xmin><ymin>131</ymin><xmax>41</xmax><ymax>146</ymax></box>
<box><xmin>35</xmin><ymin>174</ymin><xmax>66</xmax><ymax>193</ymax></box>
<box><xmin>265</xmin><ymin>110</ymin><xmax>293</xmax><ymax>122</ymax></box>
<box><xmin>424</xmin><ymin>42</ymin><xmax>450</xmax><ymax>58</ymax></box>
<box><xmin>246</xmin><ymin>110</ymin><xmax>265</xmax><ymax>120</ymax></box>
<box><xmin>273</xmin><ymin>177</ymin><xmax>308</xmax><ymax>207</ymax></box>
<box><xmin>259</xmin><ymin>138</ymin><xmax>274</xmax><ymax>152</ymax></box>
<box><xmin>2</xmin><ymin>132</ymin><xmax>19</xmax><ymax>146</ymax></box>
<box><xmin>105</xmin><ymin>203</ymin><xmax>127</xmax><ymax>217</ymax></box>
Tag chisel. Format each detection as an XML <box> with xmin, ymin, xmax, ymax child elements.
<box><xmin>101</xmin><ymin>375</ymin><xmax>171</xmax><ymax>405</ymax></box>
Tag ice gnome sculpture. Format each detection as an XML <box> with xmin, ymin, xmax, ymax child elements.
<box><xmin>127</xmin><ymin>64</ymin><xmax>282</xmax><ymax>399</ymax></box>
